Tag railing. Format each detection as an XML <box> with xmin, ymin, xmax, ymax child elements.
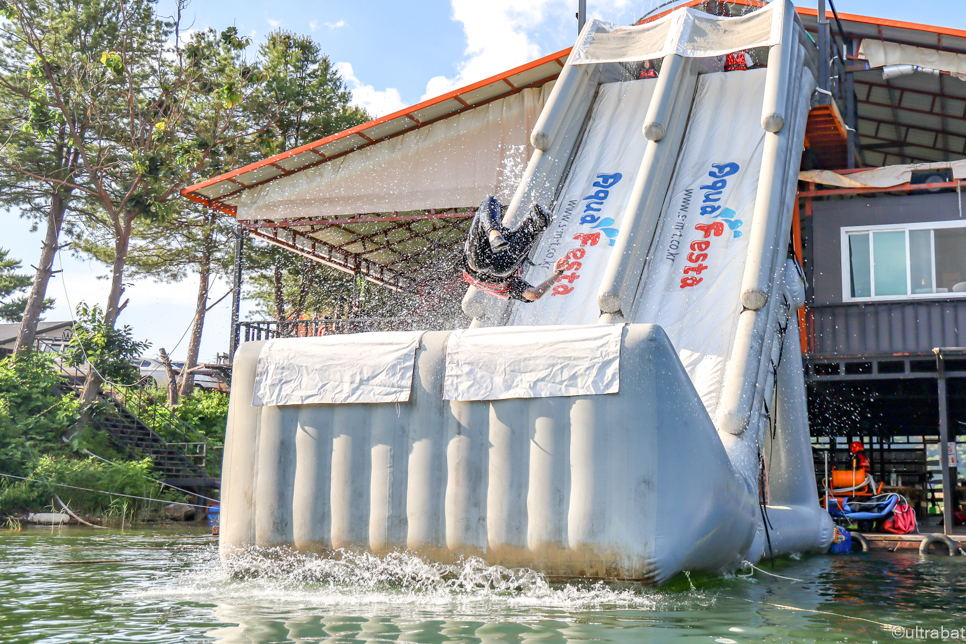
<box><xmin>803</xmin><ymin>299</ymin><xmax>966</xmax><ymax>357</ymax></box>
<box><xmin>104</xmin><ymin>383</ymin><xmax>222</xmax><ymax>481</ymax></box>
<box><xmin>110</xmin><ymin>385</ymin><xmax>209</xmax><ymax>446</ymax></box>
<box><xmin>237</xmin><ymin>318</ymin><xmax>402</xmax><ymax>343</ymax></box>
<box><xmin>167</xmin><ymin>442</ymin><xmax>224</xmax><ymax>479</ymax></box>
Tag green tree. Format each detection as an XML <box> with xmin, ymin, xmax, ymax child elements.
<box><xmin>252</xmin><ymin>30</ymin><xmax>369</xmax><ymax>154</ymax></box>
<box><xmin>0</xmin><ymin>247</ymin><xmax>53</xmax><ymax>323</ymax></box>
<box><xmin>240</xmin><ymin>31</ymin><xmax>371</xmax><ymax>324</ymax></box>
<box><xmin>0</xmin><ymin>0</ymin><xmax>88</xmax><ymax>354</ymax></box>
<box><xmin>0</xmin><ymin>0</ymin><xmax>261</xmax><ymax>406</ymax></box>
<box><xmin>62</xmin><ymin>302</ymin><xmax>149</xmax><ymax>387</ymax></box>
<box><xmin>69</xmin><ymin>24</ymin><xmax>260</xmax><ymax>397</ymax></box>
<box><xmin>0</xmin><ymin>351</ymin><xmax>77</xmax><ymax>477</ymax></box>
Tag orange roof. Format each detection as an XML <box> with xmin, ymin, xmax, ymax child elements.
<box><xmin>183</xmin><ymin>49</ymin><xmax>569</xmax><ymax>216</ymax></box>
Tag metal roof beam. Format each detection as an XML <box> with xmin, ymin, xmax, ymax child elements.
<box><xmin>858</xmin><ymin>114</ymin><xmax>966</xmax><ymax>146</ymax></box>
<box><xmin>859</xmin><ymin>132</ymin><xmax>966</xmax><ymax>160</ymax></box>
<box><xmin>248</xmin><ymin>228</ymin><xmax>413</xmax><ymax>292</ymax></box>
<box><xmin>242</xmin><ymin>209</ymin><xmax>473</xmax><ymax>229</ymax></box>
<box><xmin>857</xmin><ymin>79</ymin><xmax>966</xmax><ymax>108</ymax></box>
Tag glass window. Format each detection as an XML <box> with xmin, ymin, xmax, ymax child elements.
<box><xmin>909</xmin><ymin>229</ymin><xmax>933</xmax><ymax>294</ymax></box>
<box><xmin>872</xmin><ymin>231</ymin><xmax>907</xmax><ymax>296</ymax></box>
<box><xmin>935</xmin><ymin>227</ymin><xmax>966</xmax><ymax>293</ymax></box>
<box><xmin>843</xmin><ymin>222</ymin><xmax>966</xmax><ymax>301</ymax></box>
<box><xmin>848</xmin><ymin>233</ymin><xmax>871</xmax><ymax>298</ymax></box>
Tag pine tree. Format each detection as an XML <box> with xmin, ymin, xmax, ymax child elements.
<box><xmin>240</xmin><ymin>31</ymin><xmax>372</xmax><ymax>325</ymax></box>
<box><xmin>0</xmin><ymin>247</ymin><xmax>53</xmax><ymax>323</ymax></box>
<box><xmin>0</xmin><ymin>0</ymin><xmax>261</xmax><ymax>405</ymax></box>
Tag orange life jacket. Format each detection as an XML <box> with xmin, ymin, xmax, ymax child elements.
<box><xmin>724</xmin><ymin>51</ymin><xmax>748</xmax><ymax>72</ymax></box>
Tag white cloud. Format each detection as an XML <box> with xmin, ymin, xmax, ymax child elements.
<box><xmin>267</xmin><ymin>18</ymin><xmax>281</xmax><ymax>28</ymax></box>
<box><xmin>309</xmin><ymin>20</ymin><xmax>318</xmax><ymax>32</ymax></box>
<box><xmin>325</xmin><ymin>19</ymin><xmax>346</xmax><ymax>29</ymax></box>
<box><xmin>421</xmin><ymin>0</ymin><xmax>566</xmax><ymax>101</ymax></box>
<box><xmin>421</xmin><ymin>0</ymin><xmax>643</xmax><ymax>101</ymax></box>
<box><xmin>335</xmin><ymin>61</ymin><xmax>407</xmax><ymax>118</ymax></box>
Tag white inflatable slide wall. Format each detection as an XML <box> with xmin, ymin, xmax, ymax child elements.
<box><xmin>220</xmin><ymin>0</ymin><xmax>834</xmax><ymax>585</ymax></box>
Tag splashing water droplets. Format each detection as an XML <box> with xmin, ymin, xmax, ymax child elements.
<box><xmin>145</xmin><ymin>546</ymin><xmax>675</xmax><ymax>614</ymax></box>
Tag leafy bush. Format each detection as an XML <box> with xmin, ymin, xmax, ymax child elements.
<box><xmin>0</xmin><ymin>352</ymin><xmax>78</xmax><ymax>477</ymax></box>
<box><xmin>63</xmin><ymin>302</ymin><xmax>149</xmax><ymax>386</ymax></box>
<box><xmin>0</xmin><ymin>455</ymin><xmax>183</xmax><ymax>520</ymax></box>
<box><xmin>175</xmin><ymin>389</ymin><xmax>229</xmax><ymax>444</ymax></box>
<box><xmin>120</xmin><ymin>385</ymin><xmax>229</xmax><ymax>445</ymax></box>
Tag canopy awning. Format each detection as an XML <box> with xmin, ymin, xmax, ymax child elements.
<box><xmin>183</xmin><ymin>50</ymin><xmax>565</xmax><ymax>290</ymax></box>
<box><xmin>183</xmin><ymin>51</ymin><xmax>567</xmax><ymax>217</ymax></box>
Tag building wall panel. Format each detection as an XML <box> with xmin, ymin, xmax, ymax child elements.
<box><xmin>810</xmin><ymin>301</ymin><xmax>966</xmax><ymax>355</ymax></box>
<box><xmin>806</xmin><ymin>192</ymin><xmax>966</xmax><ymax>356</ymax></box>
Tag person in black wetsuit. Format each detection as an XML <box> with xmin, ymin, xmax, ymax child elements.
<box><xmin>462</xmin><ymin>195</ymin><xmax>569</xmax><ymax>302</ymax></box>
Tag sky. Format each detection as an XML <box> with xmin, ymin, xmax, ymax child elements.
<box><xmin>4</xmin><ymin>0</ymin><xmax>966</xmax><ymax>362</ymax></box>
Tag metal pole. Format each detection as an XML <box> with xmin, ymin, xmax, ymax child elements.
<box><xmin>824</xmin><ymin>450</ymin><xmax>830</xmax><ymax>510</ymax></box>
<box><xmin>935</xmin><ymin>348</ymin><xmax>953</xmax><ymax>536</ymax></box>
<box><xmin>817</xmin><ymin>0</ymin><xmax>829</xmax><ymax>95</ymax></box>
<box><xmin>577</xmin><ymin>0</ymin><xmax>586</xmax><ymax>34</ymax></box>
<box><xmin>845</xmin><ymin>38</ymin><xmax>857</xmax><ymax>168</ymax></box>
<box><xmin>229</xmin><ymin>222</ymin><xmax>245</xmax><ymax>361</ymax></box>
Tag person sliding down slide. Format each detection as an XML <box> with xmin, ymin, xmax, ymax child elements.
<box><xmin>462</xmin><ymin>195</ymin><xmax>569</xmax><ymax>302</ymax></box>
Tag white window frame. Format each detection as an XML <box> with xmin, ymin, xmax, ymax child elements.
<box><xmin>841</xmin><ymin>220</ymin><xmax>966</xmax><ymax>302</ymax></box>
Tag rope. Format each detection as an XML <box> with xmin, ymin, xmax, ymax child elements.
<box><xmin>81</xmin><ymin>449</ymin><xmax>219</xmax><ymax>504</ymax></box>
<box><xmin>0</xmin><ymin>472</ymin><xmax>210</xmax><ymax>509</ymax></box>
<box><xmin>735</xmin><ymin>597</ymin><xmax>897</xmax><ymax>631</ymax></box>
<box><xmin>740</xmin><ymin>560</ymin><xmax>802</xmax><ymax>583</ymax></box>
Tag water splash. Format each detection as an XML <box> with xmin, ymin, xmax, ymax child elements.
<box><xmin>138</xmin><ymin>545</ymin><xmax>704</xmax><ymax>615</ymax></box>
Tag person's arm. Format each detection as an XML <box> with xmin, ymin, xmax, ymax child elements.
<box><xmin>522</xmin><ymin>258</ymin><xmax>570</xmax><ymax>301</ymax></box>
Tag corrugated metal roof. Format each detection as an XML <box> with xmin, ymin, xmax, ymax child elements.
<box><xmin>796</xmin><ymin>7</ymin><xmax>966</xmax><ymax>167</ymax></box>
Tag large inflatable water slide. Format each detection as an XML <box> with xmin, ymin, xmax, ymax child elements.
<box><xmin>221</xmin><ymin>0</ymin><xmax>835</xmax><ymax>585</ymax></box>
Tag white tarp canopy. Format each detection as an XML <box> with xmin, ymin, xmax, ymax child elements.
<box><xmin>235</xmin><ymin>86</ymin><xmax>553</xmax><ymax>222</ymax></box>
<box><xmin>444</xmin><ymin>325</ymin><xmax>622</xmax><ymax>401</ymax></box>
<box><xmin>252</xmin><ymin>332</ymin><xmax>423</xmax><ymax>406</ymax></box>
<box><xmin>569</xmin><ymin>1</ymin><xmax>786</xmax><ymax>66</ymax></box>
<box><xmin>799</xmin><ymin>159</ymin><xmax>966</xmax><ymax>189</ymax></box>
<box><xmin>858</xmin><ymin>39</ymin><xmax>966</xmax><ymax>79</ymax></box>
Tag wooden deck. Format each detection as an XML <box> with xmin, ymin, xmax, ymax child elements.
<box><xmin>861</xmin><ymin>526</ymin><xmax>966</xmax><ymax>552</ymax></box>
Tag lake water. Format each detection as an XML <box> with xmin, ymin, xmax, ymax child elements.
<box><xmin>2</xmin><ymin>526</ymin><xmax>965</xmax><ymax>643</ymax></box>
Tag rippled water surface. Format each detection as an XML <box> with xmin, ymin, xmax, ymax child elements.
<box><xmin>2</xmin><ymin>527</ymin><xmax>965</xmax><ymax>643</ymax></box>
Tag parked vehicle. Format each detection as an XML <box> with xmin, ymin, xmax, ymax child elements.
<box><xmin>135</xmin><ymin>358</ymin><xmax>230</xmax><ymax>392</ymax></box>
